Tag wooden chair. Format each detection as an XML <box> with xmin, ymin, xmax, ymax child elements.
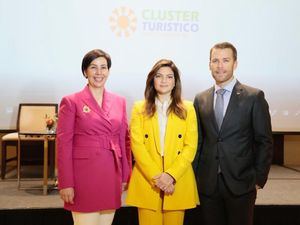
<box><xmin>1</xmin><ymin>103</ymin><xmax>58</xmax><ymax>180</ymax></box>
<box><xmin>1</xmin><ymin>132</ymin><xmax>18</xmax><ymax>179</ymax></box>
<box><xmin>16</xmin><ymin>103</ymin><xmax>58</xmax><ymax>192</ymax></box>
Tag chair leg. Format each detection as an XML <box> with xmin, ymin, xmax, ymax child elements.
<box><xmin>1</xmin><ymin>141</ymin><xmax>7</xmax><ymax>179</ymax></box>
<box><xmin>17</xmin><ymin>139</ymin><xmax>21</xmax><ymax>189</ymax></box>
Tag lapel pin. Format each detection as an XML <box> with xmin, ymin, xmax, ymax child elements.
<box><xmin>83</xmin><ymin>105</ymin><xmax>91</xmax><ymax>113</ymax></box>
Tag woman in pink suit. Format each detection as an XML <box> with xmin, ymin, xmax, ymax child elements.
<box><xmin>57</xmin><ymin>49</ymin><xmax>132</xmax><ymax>225</ymax></box>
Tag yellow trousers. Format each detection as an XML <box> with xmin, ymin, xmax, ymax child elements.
<box><xmin>138</xmin><ymin>208</ymin><xmax>184</xmax><ymax>225</ymax></box>
<box><xmin>138</xmin><ymin>191</ymin><xmax>184</xmax><ymax>225</ymax></box>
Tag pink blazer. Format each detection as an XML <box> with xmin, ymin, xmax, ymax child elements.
<box><xmin>57</xmin><ymin>85</ymin><xmax>131</xmax><ymax>212</ymax></box>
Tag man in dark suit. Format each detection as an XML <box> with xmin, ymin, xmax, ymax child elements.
<box><xmin>193</xmin><ymin>42</ymin><xmax>273</xmax><ymax>225</ymax></box>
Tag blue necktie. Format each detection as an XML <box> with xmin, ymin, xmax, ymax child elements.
<box><xmin>215</xmin><ymin>89</ymin><xmax>226</xmax><ymax>130</ymax></box>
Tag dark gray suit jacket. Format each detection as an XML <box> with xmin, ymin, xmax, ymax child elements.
<box><xmin>193</xmin><ymin>81</ymin><xmax>273</xmax><ymax>196</ymax></box>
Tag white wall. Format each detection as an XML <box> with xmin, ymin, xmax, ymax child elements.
<box><xmin>0</xmin><ymin>0</ymin><xmax>300</xmax><ymax>131</ymax></box>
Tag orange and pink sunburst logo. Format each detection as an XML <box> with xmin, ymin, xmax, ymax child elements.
<box><xmin>109</xmin><ymin>6</ymin><xmax>137</xmax><ymax>37</ymax></box>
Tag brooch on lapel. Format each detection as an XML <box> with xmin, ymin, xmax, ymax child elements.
<box><xmin>83</xmin><ymin>105</ymin><xmax>91</xmax><ymax>113</ymax></box>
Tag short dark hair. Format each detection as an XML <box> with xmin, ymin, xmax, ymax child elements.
<box><xmin>81</xmin><ymin>49</ymin><xmax>111</xmax><ymax>76</ymax></box>
<box><xmin>210</xmin><ymin>42</ymin><xmax>237</xmax><ymax>61</ymax></box>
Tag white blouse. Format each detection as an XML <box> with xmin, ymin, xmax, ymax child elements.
<box><xmin>155</xmin><ymin>97</ymin><xmax>171</xmax><ymax>156</ymax></box>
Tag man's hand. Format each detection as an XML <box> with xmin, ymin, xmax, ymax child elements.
<box><xmin>255</xmin><ymin>184</ymin><xmax>262</xmax><ymax>190</ymax></box>
<box><xmin>255</xmin><ymin>184</ymin><xmax>261</xmax><ymax>190</ymax></box>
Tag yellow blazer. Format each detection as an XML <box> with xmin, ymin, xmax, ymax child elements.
<box><xmin>126</xmin><ymin>100</ymin><xmax>199</xmax><ymax>210</ymax></box>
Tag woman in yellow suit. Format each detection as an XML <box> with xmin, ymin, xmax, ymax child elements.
<box><xmin>126</xmin><ymin>59</ymin><xmax>199</xmax><ymax>225</ymax></box>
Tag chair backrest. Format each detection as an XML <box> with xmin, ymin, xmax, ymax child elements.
<box><xmin>17</xmin><ymin>103</ymin><xmax>58</xmax><ymax>134</ymax></box>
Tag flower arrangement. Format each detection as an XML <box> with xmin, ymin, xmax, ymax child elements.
<box><xmin>45</xmin><ymin>114</ymin><xmax>58</xmax><ymax>133</ymax></box>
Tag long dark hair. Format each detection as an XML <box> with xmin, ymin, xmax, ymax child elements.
<box><xmin>144</xmin><ymin>59</ymin><xmax>186</xmax><ymax>119</ymax></box>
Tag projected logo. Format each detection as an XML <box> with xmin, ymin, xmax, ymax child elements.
<box><xmin>141</xmin><ymin>9</ymin><xmax>199</xmax><ymax>33</ymax></box>
<box><xmin>109</xmin><ymin>7</ymin><xmax>200</xmax><ymax>37</ymax></box>
<box><xmin>109</xmin><ymin>7</ymin><xmax>137</xmax><ymax>37</ymax></box>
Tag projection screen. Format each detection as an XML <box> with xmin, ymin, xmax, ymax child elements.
<box><xmin>0</xmin><ymin>0</ymin><xmax>299</xmax><ymax>132</ymax></box>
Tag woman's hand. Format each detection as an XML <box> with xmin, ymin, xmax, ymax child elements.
<box><xmin>164</xmin><ymin>183</ymin><xmax>175</xmax><ymax>195</ymax></box>
<box><xmin>153</xmin><ymin>172</ymin><xmax>175</xmax><ymax>191</ymax></box>
<box><xmin>122</xmin><ymin>182</ymin><xmax>128</xmax><ymax>191</ymax></box>
<box><xmin>59</xmin><ymin>187</ymin><xmax>74</xmax><ymax>204</ymax></box>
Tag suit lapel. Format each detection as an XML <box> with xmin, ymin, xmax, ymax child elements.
<box><xmin>81</xmin><ymin>86</ymin><xmax>112</xmax><ymax>126</ymax></box>
<box><xmin>151</xmin><ymin>112</ymin><xmax>161</xmax><ymax>155</ymax></box>
<box><xmin>220</xmin><ymin>81</ymin><xmax>242</xmax><ymax>131</ymax></box>
<box><xmin>100</xmin><ymin>89</ymin><xmax>113</xmax><ymax>126</ymax></box>
<box><xmin>207</xmin><ymin>87</ymin><xmax>219</xmax><ymax>132</ymax></box>
<box><xmin>81</xmin><ymin>85</ymin><xmax>101</xmax><ymax>115</ymax></box>
<box><xmin>151</xmin><ymin>111</ymin><xmax>175</xmax><ymax>156</ymax></box>
<box><xmin>102</xmin><ymin>89</ymin><xmax>113</xmax><ymax>115</ymax></box>
<box><xmin>164</xmin><ymin>113</ymin><xmax>174</xmax><ymax>156</ymax></box>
